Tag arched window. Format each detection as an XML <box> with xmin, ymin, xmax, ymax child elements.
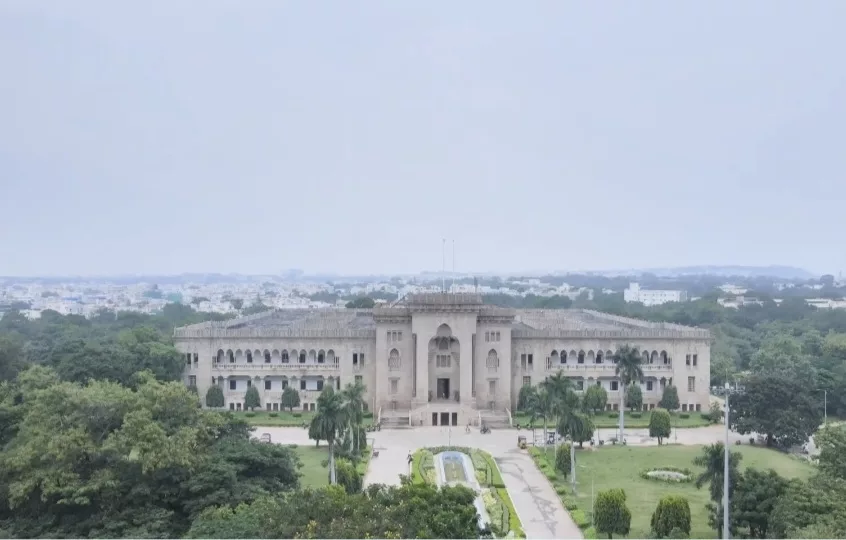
<box><xmin>388</xmin><ymin>349</ymin><xmax>401</xmax><ymax>370</ymax></box>
<box><xmin>318</xmin><ymin>350</ymin><xmax>325</xmax><ymax>364</ymax></box>
<box><xmin>578</xmin><ymin>350</ymin><xmax>585</xmax><ymax>364</ymax></box>
<box><xmin>264</xmin><ymin>350</ymin><xmax>271</xmax><ymax>363</ymax></box>
<box><xmin>246</xmin><ymin>350</ymin><xmax>253</xmax><ymax>363</ymax></box>
<box><xmin>487</xmin><ymin>349</ymin><xmax>499</xmax><ymax>369</ymax></box>
<box><xmin>281</xmin><ymin>350</ymin><xmax>289</xmax><ymax>363</ymax></box>
<box><xmin>596</xmin><ymin>351</ymin><xmax>603</xmax><ymax>364</ymax></box>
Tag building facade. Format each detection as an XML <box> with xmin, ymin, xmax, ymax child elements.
<box><xmin>174</xmin><ymin>293</ymin><xmax>711</xmax><ymax>427</ymax></box>
<box><xmin>623</xmin><ymin>282</ymin><xmax>688</xmax><ymax>306</ymax></box>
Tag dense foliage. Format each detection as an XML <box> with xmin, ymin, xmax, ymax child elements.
<box><xmin>650</xmin><ymin>495</ymin><xmax>691</xmax><ymax>538</ymax></box>
<box><xmin>0</xmin><ymin>369</ymin><xmax>300</xmax><ymax>538</ymax></box>
<box><xmin>648</xmin><ymin>408</ymin><xmax>672</xmax><ymax>444</ymax></box>
<box><xmin>186</xmin><ymin>483</ymin><xmax>487</xmax><ymax>539</ymax></box>
<box><xmin>594</xmin><ymin>488</ymin><xmax>631</xmax><ymax>539</ymax></box>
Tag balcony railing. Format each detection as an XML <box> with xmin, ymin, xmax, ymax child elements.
<box><xmin>551</xmin><ymin>363</ymin><xmax>672</xmax><ymax>372</ymax></box>
<box><xmin>213</xmin><ymin>363</ymin><xmax>340</xmax><ymax>372</ymax></box>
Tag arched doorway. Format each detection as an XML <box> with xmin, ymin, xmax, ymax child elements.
<box><xmin>428</xmin><ymin>323</ymin><xmax>460</xmax><ymax>402</ymax></box>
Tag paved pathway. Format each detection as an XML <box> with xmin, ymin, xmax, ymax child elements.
<box><xmin>256</xmin><ymin>426</ymin><xmax>582</xmax><ymax>539</ymax></box>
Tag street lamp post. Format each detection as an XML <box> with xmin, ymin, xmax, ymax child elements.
<box><xmin>723</xmin><ymin>382</ymin><xmax>730</xmax><ymax>540</ymax></box>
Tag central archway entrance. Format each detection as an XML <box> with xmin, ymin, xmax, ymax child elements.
<box><xmin>428</xmin><ymin>323</ymin><xmax>460</xmax><ymax>402</ymax></box>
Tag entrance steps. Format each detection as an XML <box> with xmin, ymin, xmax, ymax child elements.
<box><xmin>379</xmin><ymin>409</ymin><xmax>411</xmax><ymax>429</ymax></box>
<box><xmin>479</xmin><ymin>409</ymin><xmax>511</xmax><ymax>429</ymax></box>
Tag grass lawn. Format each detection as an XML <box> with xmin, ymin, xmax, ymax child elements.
<box><xmin>532</xmin><ymin>444</ymin><xmax>815</xmax><ymax>539</ymax></box>
<box><xmin>232</xmin><ymin>410</ymin><xmax>376</xmax><ymax>427</ymax></box>
<box><xmin>512</xmin><ymin>410</ymin><xmax>711</xmax><ymax>429</ymax></box>
<box><xmin>290</xmin><ymin>444</ymin><xmax>374</xmax><ymax>489</ymax></box>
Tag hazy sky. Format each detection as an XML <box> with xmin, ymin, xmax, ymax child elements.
<box><xmin>1</xmin><ymin>1</ymin><xmax>844</xmax><ymax>277</ymax></box>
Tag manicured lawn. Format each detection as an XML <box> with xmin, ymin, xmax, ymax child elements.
<box><xmin>512</xmin><ymin>410</ymin><xmax>711</xmax><ymax>429</ymax></box>
<box><xmin>234</xmin><ymin>410</ymin><xmax>315</xmax><ymax>426</ymax></box>
<box><xmin>290</xmin><ymin>444</ymin><xmax>373</xmax><ymax>489</ymax></box>
<box><xmin>532</xmin><ymin>444</ymin><xmax>814</xmax><ymax>539</ymax></box>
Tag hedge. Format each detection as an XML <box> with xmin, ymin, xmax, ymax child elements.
<box><xmin>584</xmin><ymin>526</ymin><xmax>598</xmax><ymax>539</ymax></box>
<box><xmin>571</xmin><ymin>508</ymin><xmax>590</xmax><ymax>529</ymax></box>
<box><xmin>497</xmin><ymin>487</ymin><xmax>525</xmax><ymax>538</ymax></box>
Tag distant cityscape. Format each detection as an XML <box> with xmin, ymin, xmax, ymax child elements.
<box><xmin>1</xmin><ymin>266</ymin><xmax>844</xmax><ymax>319</ymax></box>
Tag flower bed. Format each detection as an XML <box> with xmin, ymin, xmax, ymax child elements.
<box><xmin>639</xmin><ymin>467</ymin><xmax>693</xmax><ymax>483</ymax></box>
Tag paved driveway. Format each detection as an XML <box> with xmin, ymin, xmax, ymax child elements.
<box><xmin>256</xmin><ymin>426</ymin><xmax>582</xmax><ymax>539</ymax></box>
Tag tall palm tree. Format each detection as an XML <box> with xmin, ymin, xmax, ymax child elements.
<box><xmin>542</xmin><ymin>371</ymin><xmax>580</xmax><ymax>479</ymax></box>
<box><xmin>526</xmin><ymin>387</ymin><xmax>553</xmax><ymax>451</ymax></box>
<box><xmin>693</xmin><ymin>442</ymin><xmax>742</xmax><ymax>504</ymax></box>
<box><xmin>310</xmin><ymin>386</ymin><xmax>346</xmax><ymax>484</ymax></box>
<box><xmin>341</xmin><ymin>380</ymin><xmax>367</xmax><ymax>455</ymax></box>
<box><xmin>613</xmin><ymin>345</ymin><xmax>644</xmax><ymax>442</ymax></box>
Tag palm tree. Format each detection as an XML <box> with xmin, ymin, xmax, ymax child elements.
<box><xmin>341</xmin><ymin>380</ymin><xmax>367</xmax><ymax>455</ymax></box>
<box><xmin>613</xmin><ymin>345</ymin><xmax>644</xmax><ymax>442</ymax></box>
<box><xmin>309</xmin><ymin>386</ymin><xmax>346</xmax><ymax>484</ymax></box>
<box><xmin>542</xmin><ymin>371</ymin><xmax>579</xmax><ymax>479</ymax></box>
<box><xmin>526</xmin><ymin>387</ymin><xmax>553</xmax><ymax>450</ymax></box>
<box><xmin>693</xmin><ymin>442</ymin><xmax>742</xmax><ymax>504</ymax></box>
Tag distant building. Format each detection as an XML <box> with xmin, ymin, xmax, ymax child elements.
<box><xmin>624</xmin><ymin>283</ymin><xmax>687</xmax><ymax>306</ymax></box>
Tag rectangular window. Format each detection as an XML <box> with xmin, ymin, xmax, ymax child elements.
<box><xmin>300</xmin><ymin>380</ymin><xmax>307</xmax><ymax>390</ymax></box>
<box><xmin>355</xmin><ymin>375</ymin><xmax>363</xmax><ymax>385</ymax></box>
<box><xmin>489</xmin><ymin>380</ymin><xmax>496</xmax><ymax>395</ymax></box>
<box><xmin>387</xmin><ymin>331</ymin><xmax>392</xmax><ymax>342</ymax></box>
<box><xmin>229</xmin><ymin>403</ymin><xmax>235</xmax><ymax>410</ymax></box>
<box><xmin>646</xmin><ymin>381</ymin><xmax>653</xmax><ymax>391</ymax></box>
<box><xmin>685</xmin><ymin>354</ymin><xmax>691</xmax><ymax>366</ymax></box>
<box><xmin>495</xmin><ymin>331</ymin><xmax>501</xmax><ymax>342</ymax></box>
<box><xmin>398</xmin><ymin>332</ymin><xmax>402</xmax><ymax>342</ymax></box>
<box><xmin>353</xmin><ymin>353</ymin><xmax>359</xmax><ymax>365</ymax></box>
<box><xmin>436</xmin><ymin>355</ymin><xmax>451</xmax><ymax>368</ymax></box>
<box><xmin>485</xmin><ymin>331</ymin><xmax>490</xmax><ymax>342</ymax></box>
<box><xmin>520</xmin><ymin>354</ymin><xmax>526</xmax><ymax>368</ymax></box>
<box><xmin>282</xmin><ymin>379</ymin><xmax>288</xmax><ymax>389</ymax></box>
<box><xmin>336</xmin><ymin>378</ymin><xmax>340</xmax><ymax>390</ymax></box>
<box><xmin>186</xmin><ymin>353</ymin><xmax>192</xmax><ymax>365</ymax></box>
<box><xmin>317</xmin><ymin>380</ymin><xmax>324</xmax><ymax>391</ymax></box>
<box><xmin>266</xmin><ymin>403</ymin><xmax>272</xmax><ymax>411</ymax></box>
<box><xmin>682</xmin><ymin>404</ymin><xmax>688</xmax><ymax>412</ymax></box>
<box><xmin>193</xmin><ymin>352</ymin><xmax>198</xmax><ymax>364</ymax></box>
<box><xmin>611</xmin><ymin>381</ymin><xmax>619</xmax><ymax>391</ymax></box>
<box><xmin>188</xmin><ymin>375</ymin><xmax>196</xmax><ymax>387</ymax></box>
<box><xmin>695</xmin><ymin>403</ymin><xmax>701</xmax><ymax>412</ymax></box>
<box><xmin>528</xmin><ymin>354</ymin><xmax>533</xmax><ymax>365</ymax></box>
<box><xmin>264</xmin><ymin>380</ymin><xmax>271</xmax><ymax>390</ymax></box>
<box><xmin>390</xmin><ymin>379</ymin><xmax>398</xmax><ymax>394</ymax></box>
<box><xmin>522</xmin><ymin>376</ymin><xmax>531</xmax><ymax>387</ymax></box>
<box><xmin>688</xmin><ymin>376</ymin><xmax>695</xmax><ymax>392</ymax></box>
<box><xmin>229</xmin><ymin>380</ymin><xmax>236</xmax><ymax>390</ymax></box>
<box><xmin>246</xmin><ymin>379</ymin><xmax>252</xmax><ymax>388</ymax></box>
<box><xmin>273</xmin><ymin>403</ymin><xmax>279</xmax><ymax>411</ymax></box>
<box><xmin>692</xmin><ymin>354</ymin><xmax>698</xmax><ymax>366</ymax></box>
<box><xmin>360</xmin><ymin>353</ymin><xmax>365</xmax><ymax>365</ymax></box>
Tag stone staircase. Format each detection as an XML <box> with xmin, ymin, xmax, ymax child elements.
<box><xmin>380</xmin><ymin>409</ymin><xmax>411</xmax><ymax>429</ymax></box>
<box><xmin>479</xmin><ymin>409</ymin><xmax>511</xmax><ymax>429</ymax></box>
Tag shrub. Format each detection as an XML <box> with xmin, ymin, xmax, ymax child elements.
<box><xmin>649</xmin><ymin>408</ymin><xmax>672</xmax><ymax>445</ymax></box>
<box><xmin>496</xmin><ymin>487</ymin><xmax>524</xmax><ymax>538</ymax></box>
<box><xmin>555</xmin><ymin>485</ymin><xmax>568</xmax><ymax>496</ymax></box>
<box><xmin>482</xmin><ymin>489</ymin><xmax>509</xmax><ymax>536</ymax></box>
<box><xmin>594</xmin><ymin>488</ymin><xmax>631</xmax><ymax>539</ymax></box>
<box><xmin>245</xmin><ymin>412</ymin><xmax>256</xmax><ymax>418</ymax></box>
<box><xmin>244</xmin><ymin>386</ymin><xmax>261</xmax><ymax>410</ymax></box>
<box><xmin>584</xmin><ymin>526</ymin><xmax>598</xmax><ymax>539</ymax></box>
<box><xmin>334</xmin><ymin>458</ymin><xmax>362</xmax><ymax>494</ymax></box>
<box><xmin>292</xmin><ymin>412</ymin><xmax>302</xmax><ymax>418</ymax></box>
<box><xmin>571</xmin><ymin>509</ymin><xmax>590</xmax><ymax>529</ymax></box>
<box><xmin>555</xmin><ymin>444</ymin><xmax>572</xmax><ymax>477</ymax></box>
<box><xmin>640</xmin><ymin>467</ymin><xmax>693</xmax><ymax>483</ymax></box>
<box><xmin>608</xmin><ymin>412</ymin><xmax>617</xmax><ymax>418</ymax></box>
<box><xmin>268</xmin><ymin>412</ymin><xmax>279</xmax><ymax>418</ymax></box>
<box><xmin>630</xmin><ymin>412</ymin><xmax>642</xmax><ymax>418</ymax></box>
<box><xmin>667</xmin><ymin>527</ymin><xmax>689</xmax><ymax>538</ymax></box>
<box><xmin>659</xmin><ymin>385</ymin><xmax>680</xmax><ymax>411</ymax></box>
<box><xmin>562</xmin><ymin>495</ymin><xmax>579</xmax><ymax>511</ymax></box>
<box><xmin>650</xmin><ymin>495</ymin><xmax>691</xmax><ymax>538</ymax></box>
<box><xmin>679</xmin><ymin>413</ymin><xmax>690</xmax><ymax>419</ymax></box>
<box><xmin>205</xmin><ymin>386</ymin><xmax>224</xmax><ymax>408</ymax></box>
<box><xmin>700</xmin><ymin>413</ymin><xmax>711</xmax><ymax>421</ymax></box>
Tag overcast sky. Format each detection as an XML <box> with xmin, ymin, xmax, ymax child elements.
<box><xmin>1</xmin><ymin>1</ymin><xmax>844</xmax><ymax>277</ymax></box>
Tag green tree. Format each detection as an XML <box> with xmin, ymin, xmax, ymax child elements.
<box><xmin>649</xmin><ymin>408</ymin><xmax>672</xmax><ymax>445</ymax></box>
<box><xmin>345</xmin><ymin>297</ymin><xmax>375</xmax><ymax>309</ymax></box>
<box><xmin>583</xmin><ymin>384</ymin><xmax>608</xmax><ymax>414</ymax></box>
<box><xmin>206</xmin><ymin>385</ymin><xmax>225</xmax><ymax>407</ymax></box>
<box><xmin>517</xmin><ymin>384</ymin><xmax>537</xmax><ymax>411</ymax></box>
<box><xmin>560</xmin><ymin>412</ymin><xmax>594</xmax><ymax>448</ymax></box>
<box><xmin>280</xmin><ymin>387</ymin><xmax>300</xmax><ymax>411</ymax></box>
<box><xmin>651</xmin><ymin>495</ymin><xmax>691</xmax><ymax>538</ymax></box>
<box><xmin>555</xmin><ymin>443</ymin><xmax>571</xmax><ymax>477</ymax></box>
<box><xmin>730</xmin><ymin>468</ymin><xmax>788</xmax><ymax>538</ymax></box>
<box><xmin>309</xmin><ymin>386</ymin><xmax>346</xmax><ymax>484</ymax></box>
<box><xmin>625</xmin><ymin>383</ymin><xmax>643</xmax><ymax>412</ymax></box>
<box><xmin>244</xmin><ymin>386</ymin><xmax>261</xmax><ymax>411</ymax></box>
<box><xmin>659</xmin><ymin>385</ymin><xmax>680</xmax><ymax>411</ymax></box>
<box><xmin>340</xmin><ymin>380</ymin><xmax>367</xmax><ymax>455</ymax></box>
<box><xmin>594</xmin><ymin>488</ymin><xmax>631</xmax><ymax>539</ymax></box>
<box><xmin>333</xmin><ymin>458</ymin><xmax>362</xmax><ymax>494</ymax></box>
<box><xmin>0</xmin><ymin>335</ymin><xmax>25</xmax><ymax>382</ymax></box>
<box><xmin>729</xmin><ymin>374</ymin><xmax>821</xmax><ymax>447</ymax></box>
<box><xmin>613</xmin><ymin>345</ymin><xmax>644</xmax><ymax>441</ymax></box>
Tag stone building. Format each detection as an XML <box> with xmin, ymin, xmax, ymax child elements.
<box><xmin>174</xmin><ymin>293</ymin><xmax>711</xmax><ymax>427</ymax></box>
